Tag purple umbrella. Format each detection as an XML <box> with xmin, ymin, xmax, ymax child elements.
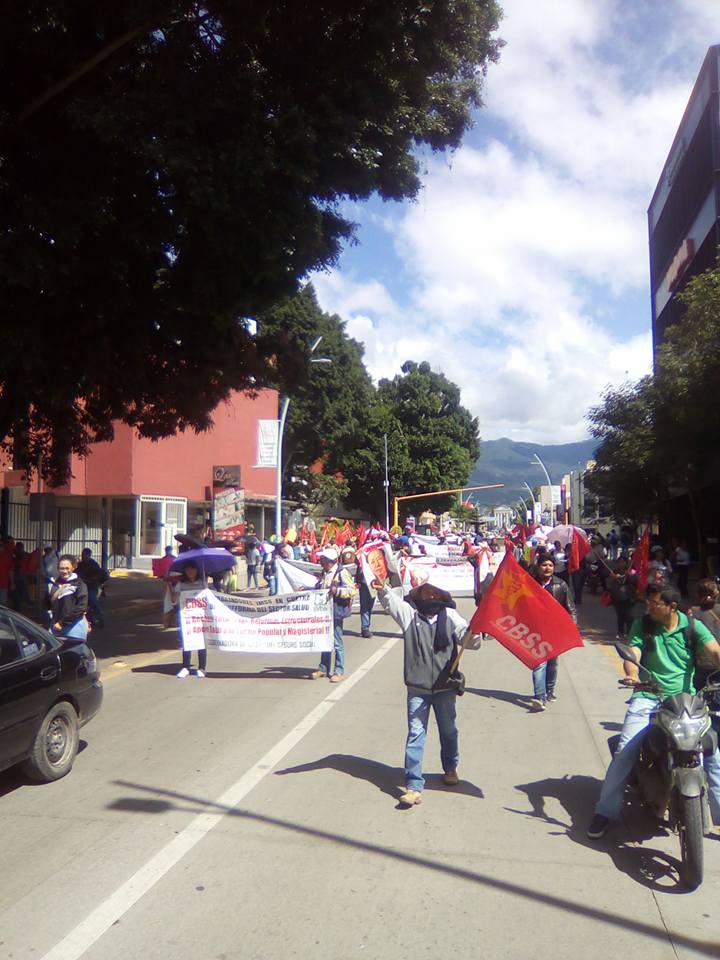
<box><xmin>169</xmin><ymin>547</ymin><xmax>236</xmax><ymax>577</ymax></box>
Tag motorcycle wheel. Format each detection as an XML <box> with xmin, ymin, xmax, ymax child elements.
<box><xmin>678</xmin><ymin>793</ymin><xmax>704</xmax><ymax>889</ymax></box>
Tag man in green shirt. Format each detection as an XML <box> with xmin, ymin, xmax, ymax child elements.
<box><xmin>587</xmin><ymin>584</ymin><xmax>720</xmax><ymax>839</ymax></box>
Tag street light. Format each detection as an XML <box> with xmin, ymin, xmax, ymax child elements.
<box><xmin>521</xmin><ymin>481</ymin><xmax>535</xmax><ymax>522</ymax></box>
<box><xmin>275</xmin><ymin>338</ymin><xmax>331</xmax><ymax>538</ymax></box>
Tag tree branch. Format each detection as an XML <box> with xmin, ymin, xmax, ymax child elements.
<box><xmin>15</xmin><ymin>9</ymin><xmax>211</xmax><ymax>125</ymax></box>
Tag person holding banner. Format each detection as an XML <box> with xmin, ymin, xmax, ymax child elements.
<box><xmin>529</xmin><ymin>554</ymin><xmax>576</xmax><ymax>711</ymax></box>
<box><xmin>375</xmin><ymin>577</ymin><xmax>469</xmax><ymax>807</ymax></box>
<box><xmin>309</xmin><ymin>547</ymin><xmax>357</xmax><ymax>683</ymax></box>
<box><xmin>173</xmin><ymin>562</ymin><xmax>208</xmax><ymax>678</ymax></box>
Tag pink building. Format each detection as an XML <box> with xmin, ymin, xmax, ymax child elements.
<box><xmin>0</xmin><ymin>391</ymin><xmax>280</xmax><ymax>568</ymax></box>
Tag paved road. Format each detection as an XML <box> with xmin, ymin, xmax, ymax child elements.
<box><xmin>1</xmin><ymin>585</ymin><xmax>718</xmax><ymax>960</ymax></box>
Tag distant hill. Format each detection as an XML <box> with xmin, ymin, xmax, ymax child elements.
<box><xmin>469</xmin><ymin>437</ymin><xmax>598</xmax><ymax>506</ymax></box>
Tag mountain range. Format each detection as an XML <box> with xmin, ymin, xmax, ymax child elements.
<box><xmin>468</xmin><ymin>437</ymin><xmax>598</xmax><ymax>506</ymax></box>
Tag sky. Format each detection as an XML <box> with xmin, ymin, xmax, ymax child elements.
<box><xmin>310</xmin><ymin>0</ymin><xmax>720</xmax><ymax>445</ymax></box>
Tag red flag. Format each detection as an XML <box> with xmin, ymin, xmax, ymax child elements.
<box><xmin>470</xmin><ymin>552</ymin><xmax>583</xmax><ymax>668</ymax></box>
<box><xmin>356</xmin><ymin>523</ymin><xmax>367</xmax><ymax>549</ymax></box>
<box><xmin>568</xmin><ymin>527</ymin><xmax>590</xmax><ymax>573</ymax></box>
<box><xmin>630</xmin><ymin>527</ymin><xmax>651</xmax><ymax>592</ymax></box>
<box><xmin>308</xmin><ymin>528</ymin><xmax>318</xmax><ymax>549</ymax></box>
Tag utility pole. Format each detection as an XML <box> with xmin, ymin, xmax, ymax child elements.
<box><xmin>383</xmin><ymin>433</ymin><xmax>389</xmax><ymax>530</ymax></box>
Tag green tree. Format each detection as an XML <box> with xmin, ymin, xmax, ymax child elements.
<box><xmin>343</xmin><ymin>361</ymin><xmax>481</xmax><ymax>518</ymax></box>
<box><xmin>586</xmin><ymin>377</ymin><xmax>663</xmax><ymax>530</ymax></box>
<box><xmin>1</xmin><ymin>1</ymin><xmax>502</xmax><ymax>484</ymax></box>
<box><xmin>257</xmin><ymin>285</ymin><xmax>375</xmax><ymax>481</ymax></box>
<box><xmin>586</xmin><ymin>260</ymin><xmax>720</xmax><ymax>554</ymax></box>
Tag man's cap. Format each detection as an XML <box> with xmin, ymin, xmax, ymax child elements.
<box><xmin>318</xmin><ymin>547</ymin><xmax>339</xmax><ymax>562</ymax></box>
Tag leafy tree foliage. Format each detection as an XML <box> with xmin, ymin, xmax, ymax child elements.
<box><xmin>587</xmin><ymin>262</ymin><xmax>720</xmax><ymax>550</ymax></box>
<box><xmin>256</xmin><ymin>285</ymin><xmax>375</xmax><ymax>480</ymax></box>
<box><xmin>586</xmin><ymin>378</ymin><xmax>663</xmax><ymax>529</ymax></box>
<box><xmin>343</xmin><ymin>361</ymin><xmax>481</xmax><ymax>518</ymax></box>
<box><xmin>1</xmin><ymin>1</ymin><xmax>502</xmax><ymax>485</ymax></box>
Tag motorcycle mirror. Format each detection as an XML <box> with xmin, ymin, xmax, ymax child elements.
<box><xmin>614</xmin><ymin>642</ymin><xmax>637</xmax><ymax>663</ymax></box>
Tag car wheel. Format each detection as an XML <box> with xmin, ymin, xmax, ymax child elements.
<box><xmin>21</xmin><ymin>701</ymin><xmax>79</xmax><ymax>782</ymax></box>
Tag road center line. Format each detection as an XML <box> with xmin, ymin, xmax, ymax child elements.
<box><xmin>40</xmin><ymin>635</ymin><xmax>399</xmax><ymax>960</ymax></box>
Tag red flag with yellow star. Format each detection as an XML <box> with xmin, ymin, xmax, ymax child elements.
<box><xmin>470</xmin><ymin>551</ymin><xmax>583</xmax><ymax>668</ymax></box>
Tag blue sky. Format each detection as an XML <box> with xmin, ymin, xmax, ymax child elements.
<box><xmin>311</xmin><ymin>0</ymin><xmax>720</xmax><ymax>444</ymax></box>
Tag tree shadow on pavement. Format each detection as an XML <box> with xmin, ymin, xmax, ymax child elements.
<box><xmin>509</xmin><ymin>774</ymin><xmax>686</xmax><ymax>893</ymax></box>
<box><xmin>106</xmin><ymin>778</ymin><xmax>719</xmax><ymax>955</ymax></box>
<box><xmin>273</xmin><ymin>753</ymin><xmax>484</xmax><ymax>801</ymax></box>
<box><xmin>465</xmin><ymin>687</ymin><xmax>536</xmax><ymax>710</ymax></box>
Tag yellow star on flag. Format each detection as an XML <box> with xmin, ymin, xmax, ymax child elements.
<box><xmin>493</xmin><ymin>566</ymin><xmax>535</xmax><ymax>611</ymax></box>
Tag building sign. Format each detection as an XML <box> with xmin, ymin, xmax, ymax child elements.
<box><xmin>257</xmin><ymin>420</ymin><xmax>279</xmax><ymax>467</ymax></box>
<box><xmin>212</xmin><ymin>464</ymin><xmax>244</xmax><ymax>535</ymax></box>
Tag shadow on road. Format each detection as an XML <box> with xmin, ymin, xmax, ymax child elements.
<box><xmin>509</xmin><ymin>774</ymin><xmax>687</xmax><ymax>894</ymax></box>
<box><xmin>273</xmin><ymin>753</ymin><xmax>484</xmax><ymax>801</ymax></box>
<box><xmin>465</xmin><ymin>687</ymin><xmax>535</xmax><ymax>710</ymax></box>
<box><xmin>0</xmin><ymin>740</ymin><xmax>88</xmax><ymax>796</ymax></box>
<box><xmin>106</xmin><ymin>779</ymin><xmax>718</xmax><ymax>955</ymax></box>
<box><xmin>131</xmin><ymin>663</ymin><xmax>316</xmax><ymax>680</ymax></box>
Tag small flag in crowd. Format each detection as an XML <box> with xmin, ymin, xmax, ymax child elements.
<box><xmin>630</xmin><ymin>527</ymin><xmax>651</xmax><ymax>592</ymax></box>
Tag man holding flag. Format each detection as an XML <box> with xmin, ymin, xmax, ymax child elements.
<box><xmin>375</xmin><ymin>577</ymin><xmax>470</xmax><ymax>808</ymax></box>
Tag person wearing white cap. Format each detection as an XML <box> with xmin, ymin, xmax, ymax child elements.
<box><xmin>310</xmin><ymin>547</ymin><xmax>357</xmax><ymax>682</ymax></box>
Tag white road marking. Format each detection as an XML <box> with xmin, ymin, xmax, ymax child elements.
<box><xmin>40</xmin><ymin>636</ymin><xmax>399</xmax><ymax>960</ymax></box>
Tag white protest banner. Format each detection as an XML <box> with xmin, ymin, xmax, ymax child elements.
<box><xmin>180</xmin><ymin>589</ymin><xmax>333</xmax><ymax>653</ymax></box>
<box><xmin>411</xmin><ymin>534</ymin><xmax>464</xmax><ymax>560</ymax></box>
<box><xmin>276</xmin><ymin>558</ymin><xmax>319</xmax><ymax>594</ymax></box>
<box><xmin>400</xmin><ymin>556</ymin><xmax>476</xmax><ymax>596</ymax></box>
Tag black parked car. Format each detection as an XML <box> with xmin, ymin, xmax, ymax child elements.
<box><xmin>0</xmin><ymin>606</ymin><xmax>103</xmax><ymax>781</ymax></box>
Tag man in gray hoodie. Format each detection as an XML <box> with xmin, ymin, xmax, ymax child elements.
<box><xmin>376</xmin><ymin>578</ymin><xmax>469</xmax><ymax>807</ymax></box>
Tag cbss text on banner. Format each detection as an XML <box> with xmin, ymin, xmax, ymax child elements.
<box><xmin>180</xmin><ymin>589</ymin><xmax>334</xmax><ymax>653</ymax></box>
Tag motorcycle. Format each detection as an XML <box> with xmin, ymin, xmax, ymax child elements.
<box><xmin>614</xmin><ymin>643</ymin><xmax>720</xmax><ymax>889</ymax></box>
<box><xmin>586</xmin><ymin>561</ymin><xmax>602</xmax><ymax>594</ymax></box>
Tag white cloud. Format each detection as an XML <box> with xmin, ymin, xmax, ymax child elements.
<box><xmin>313</xmin><ymin>1</ymin><xmax>716</xmax><ymax>443</ymax></box>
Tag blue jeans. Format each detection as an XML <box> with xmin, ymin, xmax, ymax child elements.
<box><xmin>359</xmin><ymin>582</ymin><xmax>374</xmax><ymax>633</ymax></box>
<box><xmin>319</xmin><ymin>619</ymin><xmax>345</xmax><ymax>676</ymax></box>
<box><xmin>405</xmin><ymin>691</ymin><xmax>459</xmax><ymax>791</ymax></box>
<box><xmin>246</xmin><ymin>564</ymin><xmax>259</xmax><ymax>588</ymax></box>
<box><xmin>595</xmin><ymin>697</ymin><xmax>720</xmax><ymax>823</ymax></box>
<box><xmin>532</xmin><ymin>658</ymin><xmax>557</xmax><ymax>701</ymax></box>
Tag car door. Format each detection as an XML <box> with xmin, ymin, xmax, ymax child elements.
<box><xmin>0</xmin><ymin>613</ymin><xmax>59</xmax><ymax>769</ymax></box>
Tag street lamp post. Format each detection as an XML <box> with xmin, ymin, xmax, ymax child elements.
<box><xmin>521</xmin><ymin>481</ymin><xmax>535</xmax><ymax>523</ymax></box>
<box><xmin>275</xmin><ymin>338</ymin><xmax>331</xmax><ymax>539</ymax></box>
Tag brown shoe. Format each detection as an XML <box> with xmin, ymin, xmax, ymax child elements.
<box><xmin>398</xmin><ymin>788</ymin><xmax>423</xmax><ymax>807</ymax></box>
<box><xmin>329</xmin><ymin>673</ymin><xmax>344</xmax><ymax>683</ymax></box>
<box><xmin>443</xmin><ymin>769</ymin><xmax>459</xmax><ymax>786</ymax></box>
<box><xmin>309</xmin><ymin>670</ymin><xmax>327</xmax><ymax>680</ymax></box>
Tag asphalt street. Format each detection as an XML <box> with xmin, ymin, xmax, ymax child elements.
<box><xmin>1</xmin><ymin>580</ymin><xmax>718</xmax><ymax>960</ymax></box>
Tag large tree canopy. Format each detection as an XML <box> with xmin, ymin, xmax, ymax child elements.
<box><xmin>343</xmin><ymin>360</ymin><xmax>481</xmax><ymax>518</ymax></box>
<box><xmin>256</xmin><ymin>285</ymin><xmax>374</xmax><ymax>482</ymax></box>
<box><xmin>1</xmin><ymin>1</ymin><xmax>502</xmax><ymax>484</ymax></box>
<box><xmin>586</xmin><ymin>262</ymin><xmax>720</xmax><ymax>551</ymax></box>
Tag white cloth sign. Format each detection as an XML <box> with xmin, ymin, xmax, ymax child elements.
<box><xmin>399</xmin><ymin>556</ymin><xmax>476</xmax><ymax>596</ymax></box>
<box><xmin>180</xmin><ymin>588</ymin><xmax>333</xmax><ymax>653</ymax></box>
<box><xmin>276</xmin><ymin>558</ymin><xmax>320</xmax><ymax>594</ymax></box>
<box><xmin>256</xmin><ymin>420</ymin><xmax>279</xmax><ymax>467</ymax></box>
